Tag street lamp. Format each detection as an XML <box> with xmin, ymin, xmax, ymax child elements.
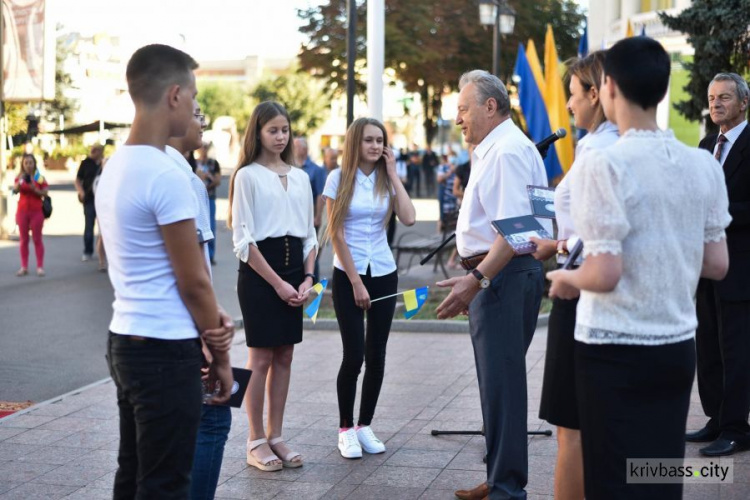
<box><xmin>478</xmin><ymin>0</ymin><xmax>517</xmax><ymax>77</ymax></box>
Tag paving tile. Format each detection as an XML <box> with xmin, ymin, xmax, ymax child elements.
<box><xmin>62</xmin><ymin>487</ymin><xmax>113</xmax><ymax>499</ymax></box>
<box><xmin>0</xmin><ymin>481</ymin><xmax>78</xmax><ymax>499</ymax></box>
<box><xmin>445</xmin><ymin>449</ymin><xmax>486</xmax><ymax>472</ymax></box>
<box><xmin>213</xmin><ymin>477</ymin><xmax>285</xmax><ymax>499</ymax></box>
<box><xmin>402</xmin><ymin>433</ymin><xmax>469</xmax><ymax>452</ymax></box>
<box><xmin>4</xmin><ymin>428</ymin><xmax>75</xmax><ymax>446</ymax></box>
<box><xmin>52</xmin><ymin>431</ymin><xmax>118</xmax><ymax>449</ymax></box>
<box><xmin>0</xmin><ymin>482</ymin><xmax>21</xmax><ymax>495</ymax></box>
<box><xmin>419</xmin><ymin>488</ymin><xmax>463</xmax><ymax>499</ymax></box>
<box><xmin>0</xmin><ymin>415</ymin><xmax>56</xmax><ymax>429</ymax></box>
<box><xmin>363</xmin><ymin>465</ymin><xmax>441</xmax><ymax>488</ymax></box>
<box><xmin>35</xmin><ymin>463</ymin><xmax>114</xmax><ymax>487</ymax></box>
<box><xmin>426</xmin><ymin>468</ymin><xmax>486</xmax><ymax>490</ymax></box>
<box><xmin>296</xmin><ymin>463</ymin><xmax>353</xmax><ymax>483</ymax></box>
<box><xmin>25</xmin><ymin>403</ymin><xmax>85</xmax><ymax>418</ymax></box>
<box><xmin>718</xmin><ymin>483</ymin><xmax>750</xmax><ymax>499</ymax></box>
<box><xmin>274</xmin><ymin>480</ymin><xmax>334</xmax><ymax>499</ymax></box>
<box><xmin>233</xmin><ymin>463</ymin><xmax>302</xmax><ymax>482</ymax></box>
<box><xmin>0</xmin><ymin>460</ymin><xmax>60</xmax><ymax>482</ymax></box>
<box><xmin>0</xmin><ymin>428</ymin><xmax>25</xmax><ymax>442</ymax></box>
<box><xmin>319</xmin><ymin>482</ymin><xmax>357</xmax><ymax>499</ymax></box>
<box><xmin>385</xmin><ymin>449</ymin><xmax>458</xmax><ymax>469</ymax></box>
<box><xmin>0</xmin><ymin>443</ymin><xmax>43</xmax><ymax>461</ymax></box>
<box><xmin>16</xmin><ymin>445</ymin><xmax>91</xmax><ymax>465</ymax></box>
<box><xmin>346</xmin><ymin>484</ymin><xmax>426</xmax><ymax>499</ymax></box>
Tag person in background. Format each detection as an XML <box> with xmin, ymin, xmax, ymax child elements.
<box><xmin>230</xmin><ymin>101</ymin><xmax>317</xmax><ymax>472</ymax></box>
<box><xmin>323</xmin><ymin>147</ymin><xmax>340</xmax><ymax>177</ymax></box>
<box><xmin>421</xmin><ymin>145</ymin><xmax>438</xmax><ymax>197</ymax></box>
<box><xmin>196</xmin><ymin>142</ymin><xmax>222</xmax><ymax>265</ymax></box>
<box><xmin>437</xmin><ymin>154</ymin><xmax>459</xmax><ymax>268</ymax></box>
<box><xmin>323</xmin><ymin>117</ymin><xmax>415</xmax><ymax>459</ymax></box>
<box><xmin>406</xmin><ymin>152</ymin><xmax>421</xmax><ymax>198</ymax></box>
<box><xmin>295</xmin><ymin>137</ymin><xmax>327</xmax><ymax>279</ymax></box>
<box><xmin>13</xmin><ymin>153</ymin><xmax>48</xmax><ymax>277</ymax></box>
<box><xmin>529</xmin><ymin>50</ymin><xmax>618</xmax><ymax>500</ymax></box>
<box><xmin>75</xmin><ymin>144</ymin><xmax>103</xmax><ymax>262</ymax></box>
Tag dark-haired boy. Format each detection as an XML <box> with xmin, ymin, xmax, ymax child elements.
<box><xmin>96</xmin><ymin>44</ymin><xmax>233</xmax><ymax>499</ymax></box>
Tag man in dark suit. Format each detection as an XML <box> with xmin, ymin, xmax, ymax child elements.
<box><xmin>688</xmin><ymin>72</ymin><xmax>750</xmax><ymax>457</ymax></box>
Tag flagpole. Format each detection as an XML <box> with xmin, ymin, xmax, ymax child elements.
<box><xmin>371</xmin><ymin>286</ymin><xmax>429</xmax><ymax>303</ymax></box>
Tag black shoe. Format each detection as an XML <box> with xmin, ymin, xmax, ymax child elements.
<box><xmin>700</xmin><ymin>438</ymin><xmax>750</xmax><ymax>457</ymax></box>
<box><xmin>210</xmin><ymin>258</ymin><xmax>216</xmax><ymax>266</ymax></box>
<box><xmin>686</xmin><ymin>426</ymin><xmax>720</xmax><ymax>443</ymax></box>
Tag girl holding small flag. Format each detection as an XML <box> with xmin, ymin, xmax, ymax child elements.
<box><xmin>322</xmin><ymin>117</ymin><xmax>416</xmax><ymax>458</ymax></box>
<box><xmin>13</xmin><ymin>153</ymin><xmax>48</xmax><ymax>277</ymax></box>
<box><xmin>229</xmin><ymin>101</ymin><xmax>317</xmax><ymax>471</ymax></box>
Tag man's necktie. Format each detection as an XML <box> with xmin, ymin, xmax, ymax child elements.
<box><xmin>715</xmin><ymin>134</ymin><xmax>728</xmax><ymax>162</ymax></box>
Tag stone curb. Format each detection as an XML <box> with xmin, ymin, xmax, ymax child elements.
<box><xmin>234</xmin><ymin>313</ymin><xmax>549</xmax><ymax>334</ymax></box>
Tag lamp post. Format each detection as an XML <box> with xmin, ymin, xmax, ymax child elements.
<box><xmin>478</xmin><ymin>0</ymin><xmax>517</xmax><ymax>78</ymax></box>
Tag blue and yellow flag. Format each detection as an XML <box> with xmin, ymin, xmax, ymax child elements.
<box><xmin>513</xmin><ymin>43</ymin><xmax>562</xmax><ymax>180</ymax></box>
<box><xmin>403</xmin><ymin>286</ymin><xmax>428</xmax><ymax>319</ymax></box>
<box><xmin>544</xmin><ymin>25</ymin><xmax>574</xmax><ymax>174</ymax></box>
<box><xmin>304</xmin><ymin>279</ymin><xmax>328</xmax><ymax>324</ymax></box>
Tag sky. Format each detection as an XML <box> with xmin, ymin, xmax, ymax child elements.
<box><xmin>52</xmin><ymin>0</ymin><xmax>589</xmax><ymax>62</ymax></box>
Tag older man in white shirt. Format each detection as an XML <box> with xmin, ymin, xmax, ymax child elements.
<box><xmin>437</xmin><ymin>70</ymin><xmax>549</xmax><ymax>500</ymax></box>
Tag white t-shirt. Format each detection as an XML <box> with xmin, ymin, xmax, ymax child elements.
<box><xmin>322</xmin><ymin>167</ymin><xmax>396</xmax><ymax>277</ymax></box>
<box><xmin>96</xmin><ymin>145</ymin><xmax>200</xmax><ymax>340</ymax></box>
<box><xmin>165</xmin><ymin>146</ymin><xmax>213</xmax><ymax>274</ymax></box>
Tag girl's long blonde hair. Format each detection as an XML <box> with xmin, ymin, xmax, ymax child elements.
<box><xmin>324</xmin><ymin>117</ymin><xmax>394</xmax><ymax>243</ymax></box>
<box><xmin>227</xmin><ymin>101</ymin><xmax>295</xmax><ymax>228</ymax></box>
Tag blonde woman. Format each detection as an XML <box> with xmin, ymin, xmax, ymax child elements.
<box><xmin>229</xmin><ymin>101</ymin><xmax>317</xmax><ymax>471</ymax></box>
<box><xmin>529</xmin><ymin>51</ymin><xmax>618</xmax><ymax>500</ymax></box>
<box><xmin>322</xmin><ymin>117</ymin><xmax>416</xmax><ymax>458</ymax></box>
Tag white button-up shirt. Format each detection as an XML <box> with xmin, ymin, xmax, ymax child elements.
<box><xmin>713</xmin><ymin>120</ymin><xmax>747</xmax><ymax>166</ymax></box>
<box><xmin>322</xmin><ymin>167</ymin><xmax>396</xmax><ymax>277</ymax></box>
<box><xmin>456</xmin><ymin>119</ymin><xmax>551</xmax><ymax>257</ymax></box>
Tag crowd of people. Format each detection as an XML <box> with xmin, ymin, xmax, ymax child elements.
<box><xmin>11</xmin><ymin>33</ymin><xmax>748</xmax><ymax>500</ymax></box>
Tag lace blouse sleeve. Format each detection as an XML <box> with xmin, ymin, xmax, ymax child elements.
<box><xmin>570</xmin><ymin>151</ymin><xmax>631</xmax><ymax>257</ymax></box>
<box><xmin>704</xmin><ymin>157</ymin><xmax>731</xmax><ymax>243</ymax></box>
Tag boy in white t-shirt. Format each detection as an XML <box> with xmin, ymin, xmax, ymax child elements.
<box><xmin>95</xmin><ymin>44</ymin><xmax>233</xmax><ymax>499</ymax></box>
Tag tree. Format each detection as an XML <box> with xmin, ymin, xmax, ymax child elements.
<box><xmin>251</xmin><ymin>67</ymin><xmax>331</xmax><ymax>137</ymax></box>
<box><xmin>196</xmin><ymin>80</ymin><xmax>254</xmax><ymax>132</ymax></box>
<box><xmin>660</xmin><ymin>1</ymin><xmax>750</xmax><ymax>130</ymax></box>
<box><xmin>42</xmin><ymin>33</ymin><xmax>78</xmax><ymax>124</ymax></box>
<box><xmin>298</xmin><ymin>0</ymin><xmax>585</xmax><ymax>144</ymax></box>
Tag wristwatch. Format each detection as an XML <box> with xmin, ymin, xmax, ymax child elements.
<box><xmin>471</xmin><ymin>269</ymin><xmax>491</xmax><ymax>289</ymax></box>
<box><xmin>304</xmin><ymin>273</ymin><xmax>316</xmax><ymax>281</ymax></box>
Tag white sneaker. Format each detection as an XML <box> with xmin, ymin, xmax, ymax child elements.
<box><xmin>338</xmin><ymin>428</ymin><xmax>362</xmax><ymax>459</ymax></box>
<box><xmin>356</xmin><ymin>426</ymin><xmax>386</xmax><ymax>454</ymax></box>
<box><xmin>81</xmin><ymin>254</ymin><xmax>91</xmax><ymax>262</ymax></box>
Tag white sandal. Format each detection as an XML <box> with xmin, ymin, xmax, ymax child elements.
<box><xmin>246</xmin><ymin>438</ymin><xmax>282</xmax><ymax>471</ymax></box>
<box><xmin>268</xmin><ymin>436</ymin><xmax>303</xmax><ymax>468</ymax></box>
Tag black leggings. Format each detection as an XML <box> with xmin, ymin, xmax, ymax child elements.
<box><xmin>332</xmin><ymin>267</ymin><xmax>398</xmax><ymax>428</ymax></box>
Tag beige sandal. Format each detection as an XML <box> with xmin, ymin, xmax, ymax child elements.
<box><xmin>269</xmin><ymin>436</ymin><xmax>303</xmax><ymax>468</ymax></box>
<box><xmin>246</xmin><ymin>438</ymin><xmax>282</xmax><ymax>471</ymax></box>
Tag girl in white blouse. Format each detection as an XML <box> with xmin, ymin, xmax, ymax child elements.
<box><xmin>323</xmin><ymin>118</ymin><xmax>416</xmax><ymax>459</ymax></box>
<box><xmin>228</xmin><ymin>101</ymin><xmax>317</xmax><ymax>472</ymax></box>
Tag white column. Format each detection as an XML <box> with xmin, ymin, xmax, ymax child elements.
<box><xmin>367</xmin><ymin>0</ymin><xmax>384</xmax><ymax>121</ymax></box>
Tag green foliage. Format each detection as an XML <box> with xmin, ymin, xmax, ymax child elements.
<box><xmin>669</xmin><ymin>58</ymin><xmax>700</xmax><ymax>146</ymax></box>
<box><xmin>298</xmin><ymin>0</ymin><xmax>585</xmax><ymax>144</ymax></box>
<box><xmin>660</xmin><ymin>1</ymin><xmax>750</xmax><ymax>129</ymax></box>
<box><xmin>251</xmin><ymin>67</ymin><xmax>331</xmax><ymax>137</ymax></box>
<box><xmin>196</xmin><ymin>80</ymin><xmax>254</xmax><ymax>132</ymax></box>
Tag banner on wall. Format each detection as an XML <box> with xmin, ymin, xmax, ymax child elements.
<box><xmin>2</xmin><ymin>0</ymin><xmax>55</xmax><ymax>101</ymax></box>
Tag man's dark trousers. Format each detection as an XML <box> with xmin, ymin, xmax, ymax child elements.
<box><xmin>83</xmin><ymin>200</ymin><xmax>96</xmax><ymax>256</ymax></box>
<box><xmin>107</xmin><ymin>333</ymin><xmax>203</xmax><ymax>499</ymax></box>
<box><xmin>468</xmin><ymin>255</ymin><xmax>543</xmax><ymax>500</ymax></box>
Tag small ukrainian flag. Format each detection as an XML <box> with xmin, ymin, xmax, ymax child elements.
<box><xmin>304</xmin><ymin>279</ymin><xmax>328</xmax><ymax>324</ymax></box>
<box><xmin>403</xmin><ymin>286</ymin><xmax>429</xmax><ymax>319</ymax></box>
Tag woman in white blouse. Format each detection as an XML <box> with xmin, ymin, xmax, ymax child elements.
<box><xmin>547</xmin><ymin>38</ymin><xmax>730</xmax><ymax>499</ymax></box>
<box><xmin>530</xmin><ymin>51</ymin><xmax>618</xmax><ymax>500</ymax></box>
<box><xmin>322</xmin><ymin>118</ymin><xmax>416</xmax><ymax>459</ymax></box>
<box><xmin>228</xmin><ymin>101</ymin><xmax>317</xmax><ymax>472</ymax></box>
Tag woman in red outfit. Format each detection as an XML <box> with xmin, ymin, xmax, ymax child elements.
<box><xmin>13</xmin><ymin>154</ymin><xmax>48</xmax><ymax>276</ymax></box>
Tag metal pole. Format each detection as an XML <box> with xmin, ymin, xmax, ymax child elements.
<box><xmin>0</xmin><ymin>3</ymin><xmax>6</xmax><ymax>238</ymax></box>
<box><xmin>367</xmin><ymin>0</ymin><xmax>384</xmax><ymax>121</ymax></box>
<box><xmin>492</xmin><ymin>4</ymin><xmax>500</xmax><ymax>78</ymax></box>
<box><xmin>346</xmin><ymin>0</ymin><xmax>356</xmax><ymax>128</ymax></box>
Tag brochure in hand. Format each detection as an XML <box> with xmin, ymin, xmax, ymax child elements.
<box><xmin>527</xmin><ymin>185</ymin><xmax>556</xmax><ymax>219</ymax></box>
<box><xmin>491</xmin><ymin>215</ymin><xmax>554</xmax><ymax>255</ymax></box>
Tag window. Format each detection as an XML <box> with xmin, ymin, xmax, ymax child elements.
<box><xmin>639</xmin><ymin>0</ymin><xmax>674</xmax><ymax>12</ymax></box>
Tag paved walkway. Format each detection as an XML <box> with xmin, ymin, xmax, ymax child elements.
<box><xmin>1</xmin><ymin>325</ymin><xmax>749</xmax><ymax>499</ymax></box>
